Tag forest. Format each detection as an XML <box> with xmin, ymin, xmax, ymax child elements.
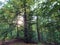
<box><xmin>0</xmin><ymin>0</ymin><xmax>60</xmax><ymax>45</ymax></box>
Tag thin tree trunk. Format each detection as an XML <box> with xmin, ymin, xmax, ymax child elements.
<box><xmin>36</xmin><ymin>15</ymin><xmax>40</xmax><ymax>42</ymax></box>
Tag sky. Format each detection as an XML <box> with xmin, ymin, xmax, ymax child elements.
<box><xmin>0</xmin><ymin>0</ymin><xmax>6</xmax><ymax>2</ymax></box>
<box><xmin>0</xmin><ymin>0</ymin><xmax>8</xmax><ymax>8</ymax></box>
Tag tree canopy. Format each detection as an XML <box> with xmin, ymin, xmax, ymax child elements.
<box><xmin>0</xmin><ymin>0</ymin><xmax>60</xmax><ymax>45</ymax></box>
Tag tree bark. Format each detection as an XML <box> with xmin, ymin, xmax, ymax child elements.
<box><xmin>36</xmin><ymin>15</ymin><xmax>40</xmax><ymax>42</ymax></box>
<box><xmin>23</xmin><ymin>0</ymin><xmax>29</xmax><ymax>43</ymax></box>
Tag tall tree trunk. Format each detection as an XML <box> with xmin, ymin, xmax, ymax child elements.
<box><xmin>23</xmin><ymin>0</ymin><xmax>29</xmax><ymax>43</ymax></box>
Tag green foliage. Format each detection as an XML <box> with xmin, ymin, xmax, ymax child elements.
<box><xmin>0</xmin><ymin>0</ymin><xmax>60</xmax><ymax>44</ymax></box>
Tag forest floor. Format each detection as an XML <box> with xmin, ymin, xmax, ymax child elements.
<box><xmin>0</xmin><ymin>39</ymin><xmax>45</xmax><ymax>45</ymax></box>
<box><xmin>8</xmin><ymin>42</ymin><xmax>44</xmax><ymax>45</ymax></box>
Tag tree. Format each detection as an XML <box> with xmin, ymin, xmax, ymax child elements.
<box><xmin>0</xmin><ymin>0</ymin><xmax>37</xmax><ymax>44</ymax></box>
